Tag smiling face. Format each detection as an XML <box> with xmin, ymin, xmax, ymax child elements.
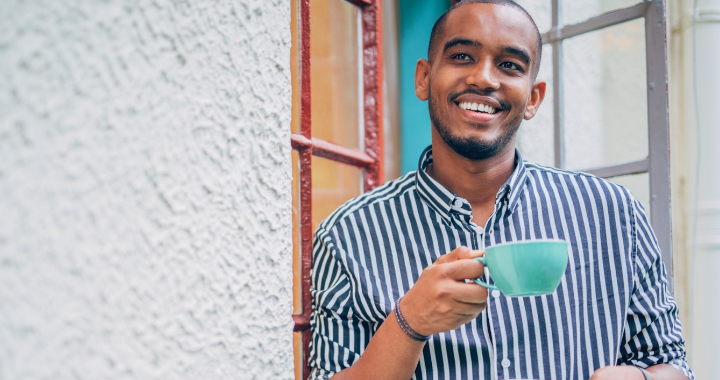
<box><xmin>416</xmin><ymin>3</ymin><xmax>546</xmax><ymax>161</ymax></box>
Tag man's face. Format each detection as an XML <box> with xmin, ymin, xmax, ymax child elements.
<box><xmin>416</xmin><ymin>3</ymin><xmax>545</xmax><ymax>161</ymax></box>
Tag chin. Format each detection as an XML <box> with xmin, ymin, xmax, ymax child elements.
<box><xmin>448</xmin><ymin>139</ymin><xmax>506</xmax><ymax>161</ymax></box>
<box><xmin>435</xmin><ymin>122</ymin><xmax>518</xmax><ymax>161</ymax></box>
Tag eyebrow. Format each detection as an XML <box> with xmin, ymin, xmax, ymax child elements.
<box><xmin>442</xmin><ymin>38</ymin><xmax>482</xmax><ymax>53</ymax></box>
<box><xmin>443</xmin><ymin>38</ymin><xmax>532</xmax><ymax>67</ymax></box>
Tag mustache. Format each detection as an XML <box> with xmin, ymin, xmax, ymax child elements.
<box><xmin>449</xmin><ymin>89</ymin><xmax>510</xmax><ymax>110</ymax></box>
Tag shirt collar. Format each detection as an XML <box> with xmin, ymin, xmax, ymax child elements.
<box><xmin>414</xmin><ymin>145</ymin><xmax>528</xmax><ymax>223</ymax></box>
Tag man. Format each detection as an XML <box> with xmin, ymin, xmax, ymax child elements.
<box><xmin>308</xmin><ymin>0</ymin><xmax>693</xmax><ymax>379</ymax></box>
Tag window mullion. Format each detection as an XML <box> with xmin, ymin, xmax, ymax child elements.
<box><xmin>645</xmin><ymin>0</ymin><xmax>673</xmax><ymax>290</ymax></box>
<box><xmin>552</xmin><ymin>40</ymin><xmax>565</xmax><ymax>169</ymax></box>
<box><xmin>291</xmin><ymin>134</ymin><xmax>375</xmax><ymax>168</ymax></box>
<box><xmin>544</xmin><ymin>2</ymin><xmax>648</xmax><ymax>43</ymax></box>
<box><xmin>361</xmin><ymin>2</ymin><xmax>384</xmax><ymax>192</ymax></box>
<box><xmin>579</xmin><ymin>158</ymin><xmax>649</xmax><ymax>178</ymax></box>
<box><xmin>294</xmin><ymin>1</ymin><xmax>313</xmax><ymax>379</ymax></box>
<box><xmin>551</xmin><ymin>0</ymin><xmax>565</xmax><ymax>169</ymax></box>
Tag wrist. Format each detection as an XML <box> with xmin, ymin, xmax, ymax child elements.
<box><xmin>395</xmin><ymin>297</ymin><xmax>430</xmax><ymax>341</ymax></box>
<box><xmin>398</xmin><ymin>295</ymin><xmax>432</xmax><ymax>336</ymax></box>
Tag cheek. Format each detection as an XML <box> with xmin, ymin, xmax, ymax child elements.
<box><xmin>509</xmin><ymin>85</ymin><xmax>531</xmax><ymax>110</ymax></box>
<box><xmin>431</xmin><ymin>70</ymin><xmax>462</xmax><ymax>97</ymax></box>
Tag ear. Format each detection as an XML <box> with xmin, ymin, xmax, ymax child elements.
<box><xmin>415</xmin><ymin>59</ymin><xmax>431</xmax><ymax>101</ymax></box>
<box><xmin>524</xmin><ymin>80</ymin><xmax>547</xmax><ymax>120</ymax></box>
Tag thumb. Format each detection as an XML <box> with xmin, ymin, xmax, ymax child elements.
<box><xmin>460</xmin><ymin>249</ymin><xmax>484</xmax><ymax>260</ymax></box>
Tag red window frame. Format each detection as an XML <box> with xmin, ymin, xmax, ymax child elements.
<box><xmin>290</xmin><ymin>0</ymin><xmax>384</xmax><ymax>378</ymax></box>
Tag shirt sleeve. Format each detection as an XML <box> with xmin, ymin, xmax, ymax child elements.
<box><xmin>617</xmin><ymin>199</ymin><xmax>694</xmax><ymax>379</ymax></box>
<box><xmin>308</xmin><ymin>226</ymin><xmax>376</xmax><ymax>377</ymax></box>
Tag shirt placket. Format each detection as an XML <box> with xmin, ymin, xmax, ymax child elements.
<box><xmin>480</xmin><ymin>193</ymin><xmax>512</xmax><ymax>380</ymax></box>
<box><xmin>450</xmin><ymin>192</ymin><xmax>510</xmax><ymax>380</ymax></box>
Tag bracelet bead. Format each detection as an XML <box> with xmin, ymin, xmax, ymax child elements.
<box><xmin>394</xmin><ymin>297</ymin><xmax>430</xmax><ymax>342</ymax></box>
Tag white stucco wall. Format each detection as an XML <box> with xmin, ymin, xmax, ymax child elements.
<box><xmin>0</xmin><ymin>0</ymin><xmax>294</xmax><ymax>379</ymax></box>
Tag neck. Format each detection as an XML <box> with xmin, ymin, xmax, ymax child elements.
<box><xmin>426</xmin><ymin>130</ymin><xmax>517</xmax><ymax>225</ymax></box>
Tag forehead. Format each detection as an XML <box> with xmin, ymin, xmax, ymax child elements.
<box><xmin>440</xmin><ymin>3</ymin><xmax>537</xmax><ymax>57</ymax></box>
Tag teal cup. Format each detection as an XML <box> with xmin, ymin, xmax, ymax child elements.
<box><xmin>473</xmin><ymin>240</ymin><xmax>569</xmax><ymax>297</ymax></box>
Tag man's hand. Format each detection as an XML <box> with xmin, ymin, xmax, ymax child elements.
<box><xmin>591</xmin><ymin>364</ymin><xmax>689</xmax><ymax>380</ymax></box>
<box><xmin>589</xmin><ymin>366</ymin><xmax>645</xmax><ymax>380</ymax></box>
<box><xmin>400</xmin><ymin>246</ymin><xmax>488</xmax><ymax>336</ymax></box>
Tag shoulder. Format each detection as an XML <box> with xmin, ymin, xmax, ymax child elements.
<box><xmin>521</xmin><ymin>161</ymin><xmax>637</xmax><ymax>209</ymax></box>
<box><xmin>316</xmin><ymin>171</ymin><xmax>418</xmax><ymax>235</ymax></box>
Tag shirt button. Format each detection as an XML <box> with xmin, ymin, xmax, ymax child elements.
<box><xmin>501</xmin><ymin>358</ymin><xmax>511</xmax><ymax>368</ymax></box>
<box><xmin>453</xmin><ymin>199</ymin><xmax>463</xmax><ymax>207</ymax></box>
<box><xmin>492</xmin><ymin>290</ymin><xmax>501</xmax><ymax>298</ymax></box>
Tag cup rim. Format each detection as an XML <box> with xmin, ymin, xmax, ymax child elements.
<box><xmin>488</xmin><ymin>239</ymin><xmax>567</xmax><ymax>248</ymax></box>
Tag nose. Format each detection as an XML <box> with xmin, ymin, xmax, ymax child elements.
<box><xmin>466</xmin><ymin>59</ymin><xmax>500</xmax><ymax>90</ymax></box>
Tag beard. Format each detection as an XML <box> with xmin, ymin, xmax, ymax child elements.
<box><xmin>428</xmin><ymin>86</ymin><xmax>523</xmax><ymax>161</ymax></box>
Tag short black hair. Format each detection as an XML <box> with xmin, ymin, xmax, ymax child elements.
<box><xmin>427</xmin><ymin>0</ymin><xmax>543</xmax><ymax>79</ymax></box>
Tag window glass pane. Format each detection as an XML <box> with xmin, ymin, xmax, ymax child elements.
<box><xmin>312</xmin><ymin>156</ymin><xmax>362</xmax><ymax>232</ymax></box>
<box><xmin>563</xmin><ymin>0</ymin><xmax>641</xmax><ymax>26</ymax></box>
<box><xmin>291</xmin><ymin>0</ymin><xmax>300</xmax><ymax>134</ymax></box>
<box><xmin>563</xmin><ymin>18</ymin><xmax>647</xmax><ymax>171</ymax></box>
<box><xmin>516</xmin><ymin>43</ymin><xmax>555</xmax><ymax>167</ymax></box>
<box><xmin>311</xmin><ymin>0</ymin><xmax>361</xmax><ymax>149</ymax></box>
<box><xmin>609</xmin><ymin>172</ymin><xmax>650</xmax><ymax>219</ymax></box>
<box><xmin>514</xmin><ymin>0</ymin><xmax>552</xmax><ymax>36</ymax></box>
<box><xmin>292</xmin><ymin>150</ymin><xmax>301</xmax><ymax>315</ymax></box>
<box><xmin>293</xmin><ymin>331</ymin><xmax>303</xmax><ymax>379</ymax></box>
<box><xmin>291</xmin><ymin>150</ymin><xmax>303</xmax><ymax>378</ymax></box>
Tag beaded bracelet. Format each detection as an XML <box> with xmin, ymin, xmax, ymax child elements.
<box><xmin>394</xmin><ymin>297</ymin><xmax>430</xmax><ymax>342</ymax></box>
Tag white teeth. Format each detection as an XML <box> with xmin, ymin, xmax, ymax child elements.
<box><xmin>459</xmin><ymin>102</ymin><xmax>497</xmax><ymax>114</ymax></box>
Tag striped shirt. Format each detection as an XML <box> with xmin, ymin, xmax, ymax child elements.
<box><xmin>309</xmin><ymin>146</ymin><xmax>693</xmax><ymax>380</ymax></box>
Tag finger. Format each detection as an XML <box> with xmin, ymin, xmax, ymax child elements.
<box><xmin>440</xmin><ymin>257</ymin><xmax>485</xmax><ymax>280</ymax></box>
<box><xmin>433</xmin><ymin>246</ymin><xmax>470</xmax><ymax>265</ymax></box>
<box><xmin>450</xmin><ymin>299</ymin><xmax>487</xmax><ymax>316</ymax></box>
<box><xmin>434</xmin><ymin>246</ymin><xmax>484</xmax><ymax>265</ymax></box>
<box><xmin>448</xmin><ymin>281</ymin><xmax>489</xmax><ymax>305</ymax></box>
<box><xmin>456</xmin><ymin>248</ymin><xmax>484</xmax><ymax>260</ymax></box>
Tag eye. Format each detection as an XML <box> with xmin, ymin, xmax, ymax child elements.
<box><xmin>451</xmin><ymin>53</ymin><xmax>473</xmax><ymax>61</ymax></box>
<box><xmin>499</xmin><ymin>61</ymin><xmax>521</xmax><ymax>71</ymax></box>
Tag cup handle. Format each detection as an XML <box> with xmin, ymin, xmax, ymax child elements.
<box><xmin>472</xmin><ymin>256</ymin><xmax>498</xmax><ymax>290</ymax></box>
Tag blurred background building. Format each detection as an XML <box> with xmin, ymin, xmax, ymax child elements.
<box><xmin>0</xmin><ymin>0</ymin><xmax>717</xmax><ymax>379</ymax></box>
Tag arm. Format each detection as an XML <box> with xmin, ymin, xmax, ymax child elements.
<box><xmin>332</xmin><ymin>247</ymin><xmax>487</xmax><ymax>380</ymax></box>
<box><xmin>309</xmin><ymin>228</ymin><xmax>487</xmax><ymax>380</ymax></box>
<box><xmin>590</xmin><ymin>364</ymin><xmax>688</xmax><ymax>380</ymax></box>
<box><xmin>590</xmin><ymin>199</ymin><xmax>692</xmax><ymax>380</ymax></box>
<box><xmin>328</xmin><ymin>305</ymin><xmax>426</xmax><ymax>380</ymax></box>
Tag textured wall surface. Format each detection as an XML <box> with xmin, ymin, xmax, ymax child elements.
<box><xmin>0</xmin><ymin>0</ymin><xmax>294</xmax><ymax>379</ymax></box>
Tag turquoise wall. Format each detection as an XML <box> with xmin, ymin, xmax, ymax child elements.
<box><xmin>398</xmin><ymin>0</ymin><xmax>449</xmax><ymax>174</ymax></box>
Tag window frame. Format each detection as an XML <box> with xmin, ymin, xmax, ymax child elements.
<box><xmin>292</xmin><ymin>0</ymin><xmax>672</xmax><ymax>376</ymax></box>
<box><xmin>451</xmin><ymin>0</ymin><xmax>672</xmax><ymax>287</ymax></box>
<box><xmin>542</xmin><ymin>0</ymin><xmax>673</xmax><ymax>289</ymax></box>
<box><xmin>290</xmin><ymin>0</ymin><xmax>384</xmax><ymax>378</ymax></box>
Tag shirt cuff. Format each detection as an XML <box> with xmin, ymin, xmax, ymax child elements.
<box><xmin>308</xmin><ymin>368</ymin><xmax>337</xmax><ymax>380</ymax></box>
